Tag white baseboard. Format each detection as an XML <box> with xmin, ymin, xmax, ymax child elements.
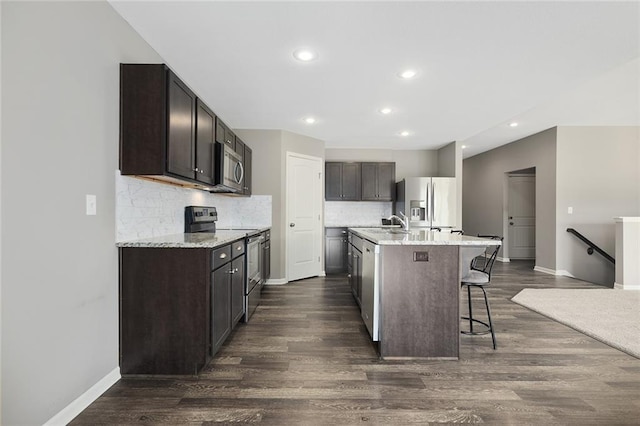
<box><xmin>497</xmin><ymin>257</ymin><xmax>510</xmax><ymax>263</ymax></box>
<box><xmin>44</xmin><ymin>367</ymin><xmax>120</xmax><ymax>426</ymax></box>
<box><xmin>265</xmin><ymin>278</ymin><xmax>288</xmax><ymax>285</ymax></box>
<box><xmin>614</xmin><ymin>282</ymin><xmax>640</xmax><ymax>290</ymax></box>
<box><xmin>533</xmin><ymin>266</ymin><xmax>575</xmax><ymax>277</ymax></box>
<box><xmin>319</xmin><ymin>271</ymin><xmax>326</xmax><ymax>277</ymax></box>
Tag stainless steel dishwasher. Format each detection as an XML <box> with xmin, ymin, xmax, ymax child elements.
<box><xmin>361</xmin><ymin>240</ymin><xmax>380</xmax><ymax>341</ymax></box>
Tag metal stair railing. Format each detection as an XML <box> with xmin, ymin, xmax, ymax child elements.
<box><xmin>566</xmin><ymin>228</ymin><xmax>615</xmax><ymax>264</ymax></box>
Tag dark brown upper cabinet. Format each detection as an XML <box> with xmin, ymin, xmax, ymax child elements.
<box><xmin>361</xmin><ymin>162</ymin><xmax>396</xmax><ymax>201</ymax></box>
<box><xmin>242</xmin><ymin>144</ymin><xmax>252</xmax><ymax>196</ymax></box>
<box><xmin>195</xmin><ymin>100</ymin><xmax>216</xmax><ymax>186</ymax></box>
<box><xmin>120</xmin><ymin>63</ymin><xmax>252</xmax><ymax>192</ymax></box>
<box><xmin>215</xmin><ymin>118</ymin><xmax>235</xmax><ymax>151</ymax></box>
<box><xmin>325</xmin><ymin>162</ymin><xmax>361</xmax><ymax>201</ymax></box>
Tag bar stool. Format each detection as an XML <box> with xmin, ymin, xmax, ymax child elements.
<box><xmin>460</xmin><ymin>235</ymin><xmax>502</xmax><ymax>349</ymax></box>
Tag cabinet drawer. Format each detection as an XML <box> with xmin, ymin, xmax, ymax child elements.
<box><xmin>351</xmin><ymin>234</ymin><xmax>363</xmax><ymax>252</ymax></box>
<box><xmin>326</xmin><ymin>227</ymin><xmax>348</xmax><ymax>237</ymax></box>
<box><xmin>231</xmin><ymin>240</ymin><xmax>245</xmax><ymax>258</ymax></box>
<box><xmin>212</xmin><ymin>244</ymin><xmax>232</xmax><ymax>270</ymax></box>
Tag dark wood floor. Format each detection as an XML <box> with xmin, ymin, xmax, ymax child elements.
<box><xmin>72</xmin><ymin>261</ymin><xmax>640</xmax><ymax>425</ymax></box>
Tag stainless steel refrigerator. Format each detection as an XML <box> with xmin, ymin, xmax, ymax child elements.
<box><xmin>395</xmin><ymin>177</ymin><xmax>458</xmax><ymax>228</ymax></box>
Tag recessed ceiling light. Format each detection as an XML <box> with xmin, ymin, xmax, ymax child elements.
<box><xmin>293</xmin><ymin>48</ymin><xmax>318</xmax><ymax>62</ymax></box>
<box><xmin>303</xmin><ymin>116</ymin><xmax>316</xmax><ymax>124</ymax></box>
<box><xmin>461</xmin><ymin>145</ymin><xmax>467</xmax><ymax>149</ymax></box>
<box><xmin>509</xmin><ymin>122</ymin><xmax>519</xmax><ymax>127</ymax></box>
<box><xmin>399</xmin><ymin>130</ymin><xmax>411</xmax><ymax>137</ymax></box>
<box><xmin>398</xmin><ymin>69</ymin><xmax>417</xmax><ymax>79</ymax></box>
<box><xmin>379</xmin><ymin>107</ymin><xmax>392</xmax><ymax>115</ymax></box>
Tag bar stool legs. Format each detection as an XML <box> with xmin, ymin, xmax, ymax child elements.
<box><xmin>461</xmin><ymin>284</ymin><xmax>496</xmax><ymax>350</ymax></box>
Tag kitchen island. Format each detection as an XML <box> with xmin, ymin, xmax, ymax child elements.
<box><xmin>348</xmin><ymin>228</ymin><xmax>501</xmax><ymax>360</ymax></box>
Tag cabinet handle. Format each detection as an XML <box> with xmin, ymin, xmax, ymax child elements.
<box><xmin>237</xmin><ymin>245</ymin><xmax>243</xmax><ymax>251</ymax></box>
<box><xmin>341</xmin><ymin>230</ymin><xmax>347</xmax><ymax>234</ymax></box>
<box><xmin>193</xmin><ymin>167</ymin><xmax>199</xmax><ymax>172</ymax></box>
<box><xmin>219</xmin><ymin>253</ymin><xmax>227</xmax><ymax>259</ymax></box>
<box><xmin>228</xmin><ymin>268</ymin><xmax>238</xmax><ymax>274</ymax></box>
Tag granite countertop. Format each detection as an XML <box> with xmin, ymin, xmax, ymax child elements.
<box><xmin>116</xmin><ymin>229</ymin><xmax>260</xmax><ymax>248</ymax></box>
<box><xmin>349</xmin><ymin>227</ymin><xmax>502</xmax><ymax>246</ymax></box>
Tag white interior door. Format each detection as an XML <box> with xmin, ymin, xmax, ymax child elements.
<box><xmin>286</xmin><ymin>152</ymin><xmax>322</xmax><ymax>281</ymax></box>
<box><xmin>508</xmin><ymin>175</ymin><xmax>536</xmax><ymax>259</ymax></box>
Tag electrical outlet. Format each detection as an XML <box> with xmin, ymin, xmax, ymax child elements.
<box><xmin>86</xmin><ymin>194</ymin><xmax>97</xmax><ymax>215</ymax></box>
<box><xmin>413</xmin><ymin>251</ymin><xmax>429</xmax><ymax>262</ymax></box>
<box><xmin>568</xmin><ymin>206</ymin><xmax>573</xmax><ymax>214</ymax></box>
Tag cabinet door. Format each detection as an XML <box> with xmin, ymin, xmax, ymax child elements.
<box><xmin>212</xmin><ymin>267</ymin><xmax>231</xmax><ymax>355</ymax></box>
<box><xmin>341</xmin><ymin>163</ymin><xmax>361</xmax><ymax>200</ymax></box>
<box><xmin>325</xmin><ymin>162</ymin><xmax>343</xmax><ymax>201</ymax></box>
<box><xmin>167</xmin><ymin>71</ymin><xmax>196</xmax><ymax>179</ymax></box>
<box><xmin>361</xmin><ymin>163</ymin><xmax>378</xmax><ymax>200</ymax></box>
<box><xmin>361</xmin><ymin>162</ymin><xmax>395</xmax><ymax>201</ymax></box>
<box><xmin>195</xmin><ymin>100</ymin><xmax>215</xmax><ymax>185</ymax></box>
<box><xmin>325</xmin><ymin>228</ymin><xmax>348</xmax><ymax>274</ymax></box>
<box><xmin>264</xmin><ymin>238</ymin><xmax>271</xmax><ymax>281</ymax></box>
<box><xmin>231</xmin><ymin>256</ymin><xmax>245</xmax><ymax>326</ymax></box>
<box><xmin>243</xmin><ymin>145</ymin><xmax>252</xmax><ymax>195</ymax></box>
<box><xmin>377</xmin><ymin>163</ymin><xmax>396</xmax><ymax>201</ymax></box>
<box><xmin>354</xmin><ymin>248</ymin><xmax>362</xmax><ymax>305</ymax></box>
<box><xmin>215</xmin><ymin>118</ymin><xmax>235</xmax><ymax>150</ymax></box>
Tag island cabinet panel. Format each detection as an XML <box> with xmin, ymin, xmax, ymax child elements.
<box><xmin>379</xmin><ymin>245</ymin><xmax>460</xmax><ymax>359</ymax></box>
<box><xmin>120</xmin><ymin>247</ymin><xmax>211</xmax><ymax>376</ymax></box>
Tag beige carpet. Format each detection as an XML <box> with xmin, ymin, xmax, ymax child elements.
<box><xmin>511</xmin><ymin>288</ymin><xmax>640</xmax><ymax>359</ymax></box>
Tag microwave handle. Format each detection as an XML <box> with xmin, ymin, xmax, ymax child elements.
<box><xmin>235</xmin><ymin>161</ymin><xmax>245</xmax><ymax>184</ymax></box>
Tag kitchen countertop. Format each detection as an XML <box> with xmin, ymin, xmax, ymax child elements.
<box><xmin>349</xmin><ymin>227</ymin><xmax>502</xmax><ymax>246</ymax></box>
<box><xmin>116</xmin><ymin>228</ymin><xmax>269</xmax><ymax>248</ymax></box>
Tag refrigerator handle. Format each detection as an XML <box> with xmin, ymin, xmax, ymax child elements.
<box><xmin>432</xmin><ymin>182</ymin><xmax>436</xmax><ymax>222</ymax></box>
<box><xmin>426</xmin><ymin>183</ymin><xmax>431</xmax><ymax>223</ymax></box>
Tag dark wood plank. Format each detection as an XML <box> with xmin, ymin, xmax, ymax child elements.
<box><xmin>72</xmin><ymin>261</ymin><xmax>640</xmax><ymax>425</ymax></box>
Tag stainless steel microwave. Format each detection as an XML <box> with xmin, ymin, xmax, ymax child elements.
<box><xmin>211</xmin><ymin>142</ymin><xmax>243</xmax><ymax>193</ymax></box>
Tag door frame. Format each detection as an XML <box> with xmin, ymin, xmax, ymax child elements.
<box><xmin>502</xmin><ymin>170</ymin><xmax>536</xmax><ymax>262</ymax></box>
<box><xmin>285</xmin><ymin>151</ymin><xmax>323</xmax><ymax>282</ymax></box>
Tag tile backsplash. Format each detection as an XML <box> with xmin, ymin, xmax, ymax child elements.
<box><xmin>116</xmin><ymin>171</ymin><xmax>272</xmax><ymax>242</ymax></box>
<box><xmin>324</xmin><ymin>201</ymin><xmax>393</xmax><ymax>227</ymax></box>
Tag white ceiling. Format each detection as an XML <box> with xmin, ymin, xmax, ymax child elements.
<box><xmin>109</xmin><ymin>1</ymin><xmax>640</xmax><ymax>158</ymax></box>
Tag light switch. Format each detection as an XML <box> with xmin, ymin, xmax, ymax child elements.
<box><xmin>567</xmin><ymin>206</ymin><xmax>573</xmax><ymax>214</ymax></box>
<box><xmin>86</xmin><ymin>194</ymin><xmax>97</xmax><ymax>216</ymax></box>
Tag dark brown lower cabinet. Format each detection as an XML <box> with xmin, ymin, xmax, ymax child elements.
<box><xmin>120</xmin><ymin>240</ymin><xmax>245</xmax><ymax>376</ymax></box>
<box><xmin>119</xmin><ymin>247</ymin><xmax>211</xmax><ymax>376</ymax></box>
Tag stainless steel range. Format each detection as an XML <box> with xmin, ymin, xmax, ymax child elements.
<box><xmin>185</xmin><ymin>206</ymin><xmax>263</xmax><ymax>322</ymax></box>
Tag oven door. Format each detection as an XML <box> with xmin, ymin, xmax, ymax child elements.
<box><xmin>246</xmin><ymin>235</ymin><xmax>263</xmax><ymax>291</ymax></box>
<box><xmin>245</xmin><ymin>234</ymin><xmax>264</xmax><ymax>321</ymax></box>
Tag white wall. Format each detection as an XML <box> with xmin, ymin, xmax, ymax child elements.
<box><xmin>463</xmin><ymin>128</ymin><xmax>558</xmax><ymax>269</ymax></box>
<box><xmin>235</xmin><ymin>129</ymin><xmax>325</xmax><ymax>281</ymax></box>
<box><xmin>1</xmin><ymin>2</ymin><xmax>161</xmax><ymax>424</ymax></box>
<box><xmin>556</xmin><ymin>126</ymin><xmax>640</xmax><ymax>286</ymax></box>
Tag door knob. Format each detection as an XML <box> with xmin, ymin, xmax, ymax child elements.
<box><xmin>509</xmin><ymin>222</ymin><xmax>514</xmax><ymax>225</ymax></box>
<box><xmin>289</xmin><ymin>223</ymin><xmax>295</xmax><ymax>227</ymax></box>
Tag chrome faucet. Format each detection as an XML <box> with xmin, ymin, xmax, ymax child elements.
<box><xmin>387</xmin><ymin>212</ymin><xmax>410</xmax><ymax>231</ymax></box>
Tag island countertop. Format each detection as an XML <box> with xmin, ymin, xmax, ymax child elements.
<box><xmin>349</xmin><ymin>227</ymin><xmax>502</xmax><ymax>246</ymax></box>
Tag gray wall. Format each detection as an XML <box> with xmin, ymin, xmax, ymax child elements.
<box><xmin>235</xmin><ymin>129</ymin><xmax>325</xmax><ymax>281</ymax></box>
<box><xmin>463</xmin><ymin>128</ymin><xmax>557</xmax><ymax>270</ymax></box>
<box><xmin>325</xmin><ymin>148</ymin><xmax>439</xmax><ymax>181</ymax></box>
<box><xmin>1</xmin><ymin>2</ymin><xmax>161</xmax><ymax>424</ymax></box>
<box><xmin>556</xmin><ymin>126</ymin><xmax>640</xmax><ymax>286</ymax></box>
